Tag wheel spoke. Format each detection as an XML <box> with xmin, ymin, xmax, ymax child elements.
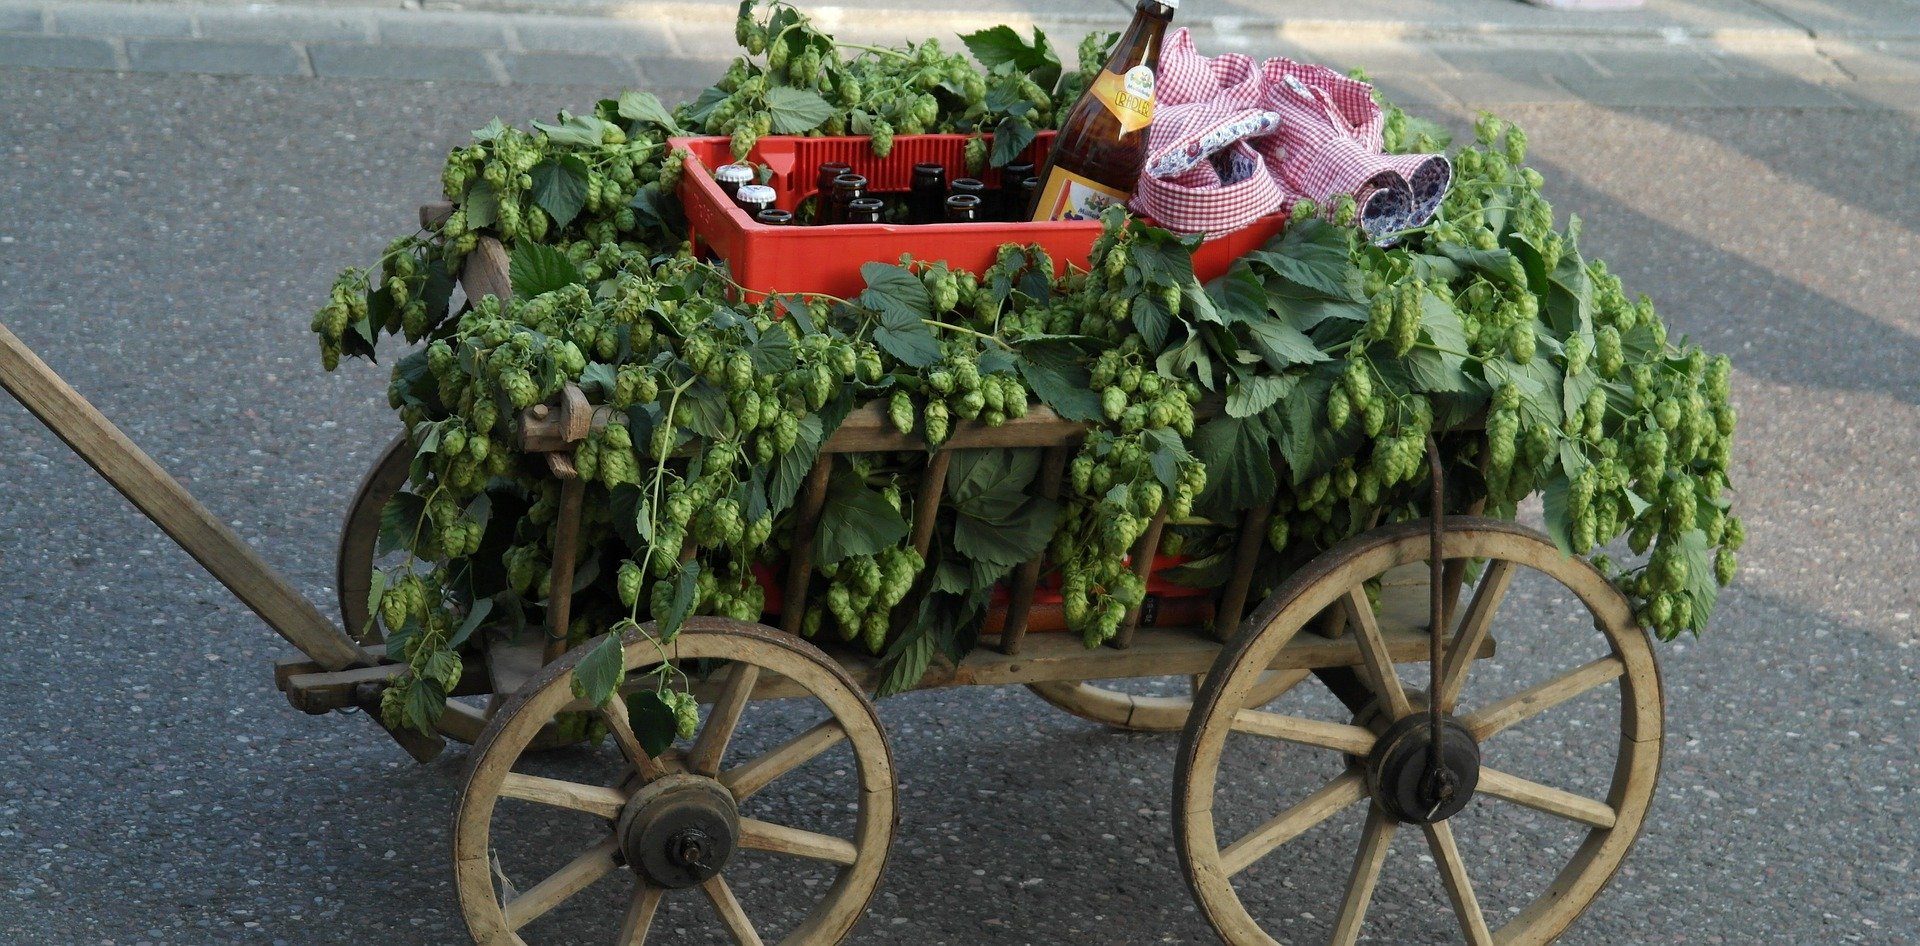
<box><xmin>1463</xmin><ymin>655</ymin><xmax>1625</xmax><ymax>741</ymax></box>
<box><xmin>738</xmin><ymin>817</ymin><xmax>859</xmax><ymax>866</ymax></box>
<box><xmin>498</xmin><ymin>772</ymin><xmax>627</xmax><ymax>819</ymax></box>
<box><xmin>1477</xmin><ymin>766</ymin><xmax>1617</xmax><ymax>829</ymax></box>
<box><xmin>1232</xmin><ymin>709</ymin><xmax>1377</xmax><ymax>755</ymax></box>
<box><xmin>720</xmin><ymin>719</ymin><xmax>847</xmax><ymax>801</ymax></box>
<box><xmin>1422</xmin><ymin>820</ymin><xmax>1493</xmax><ymax>946</ymax></box>
<box><xmin>1437</xmin><ymin>560</ymin><xmax>1516</xmax><ymax>713</ymax></box>
<box><xmin>617</xmin><ymin>884</ymin><xmax>664</xmax><ymax>946</ymax></box>
<box><xmin>1244</xmin><ymin>668</ymin><xmax>1313</xmax><ymax>708</ymax></box>
<box><xmin>502</xmin><ymin>837</ymin><xmax>622</xmax><ymax>931</ymax></box>
<box><xmin>1329</xmin><ymin>804</ymin><xmax>1396</xmax><ymax>946</ymax></box>
<box><xmin>1220</xmin><ymin>770</ymin><xmax>1366</xmax><ymax>877</ymax></box>
<box><xmin>1342</xmin><ymin>587</ymin><xmax>1412</xmax><ymax>719</ymax></box>
<box><xmin>701</xmin><ymin>875</ymin><xmax>766</xmax><ymax>946</ymax></box>
<box><xmin>601</xmin><ymin>701</ymin><xmax>669</xmax><ymax>783</ymax></box>
<box><xmin>688</xmin><ymin>663</ymin><xmax>761</xmax><ymax>776</ymax></box>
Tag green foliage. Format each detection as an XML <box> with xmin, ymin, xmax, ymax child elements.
<box><xmin>320</xmin><ymin>20</ymin><xmax>1740</xmax><ymax>748</ymax></box>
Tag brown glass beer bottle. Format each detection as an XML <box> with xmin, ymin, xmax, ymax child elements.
<box><xmin>1027</xmin><ymin>0</ymin><xmax>1177</xmax><ymax>221</ymax></box>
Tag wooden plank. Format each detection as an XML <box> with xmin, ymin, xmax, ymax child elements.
<box><xmin>461</xmin><ymin>236</ymin><xmax>513</xmax><ymax>304</ymax></box>
<box><xmin>0</xmin><ymin>322</ymin><xmax>372</xmax><ymax>671</ymax></box>
<box><xmin>543</xmin><ymin>475</ymin><xmax>587</xmax><ymax>663</ymax></box>
<box><xmin>780</xmin><ymin>458</ymin><xmax>833</xmax><ymax>635</ymax></box>
<box><xmin>998</xmin><ymin>444</ymin><xmax>1070</xmax><ymax>656</ymax></box>
<box><xmin>822</xmin><ymin>402</ymin><xmax>1083</xmax><ymax>453</ymax></box>
<box><xmin>909</xmin><ymin>450</ymin><xmax>950</xmax><ymax>559</ymax></box>
<box><xmin>283</xmin><ymin>651</ymin><xmax>489</xmax><ymax>713</ymax></box>
<box><xmin>661</xmin><ymin>621</ymin><xmax>1495</xmax><ymax>705</ymax></box>
<box><xmin>419</xmin><ymin>201</ymin><xmax>453</xmax><ymax>229</ymax></box>
<box><xmin>1212</xmin><ymin>499</ymin><xmax>1274</xmax><ymax>642</ymax></box>
<box><xmin>1111</xmin><ymin>505</ymin><xmax>1170</xmax><ymax>649</ymax></box>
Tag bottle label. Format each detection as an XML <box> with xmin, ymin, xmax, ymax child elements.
<box><xmin>1089</xmin><ymin>65</ymin><xmax>1156</xmax><ymax>135</ymax></box>
<box><xmin>1030</xmin><ymin>166</ymin><xmax>1131</xmax><ymax>222</ymax></box>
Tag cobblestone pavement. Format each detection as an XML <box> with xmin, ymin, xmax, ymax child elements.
<box><xmin>0</xmin><ymin>0</ymin><xmax>1917</xmax><ymax>110</ymax></box>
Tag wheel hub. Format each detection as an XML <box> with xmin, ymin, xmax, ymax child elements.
<box><xmin>617</xmin><ymin>774</ymin><xmax>739</xmax><ymax>889</ymax></box>
<box><xmin>1365</xmin><ymin>713</ymin><xmax>1481</xmax><ymax>825</ymax></box>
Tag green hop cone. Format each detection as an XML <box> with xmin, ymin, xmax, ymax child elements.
<box><xmin>666</xmin><ymin>690</ymin><xmax>700</xmax><ymax>740</ymax></box>
<box><xmin>889</xmin><ymin>389</ymin><xmax>915</xmax><ymax>435</ymax></box>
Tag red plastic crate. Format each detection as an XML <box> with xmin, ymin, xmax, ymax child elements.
<box><xmin>670</xmin><ymin>132</ymin><xmax>1286</xmax><ymax>300</ymax></box>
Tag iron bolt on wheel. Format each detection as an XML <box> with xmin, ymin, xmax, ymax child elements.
<box><xmin>1175</xmin><ymin>518</ymin><xmax>1662</xmax><ymax>946</ymax></box>
<box><xmin>455</xmin><ymin>618</ymin><xmax>897</xmax><ymax>946</ymax></box>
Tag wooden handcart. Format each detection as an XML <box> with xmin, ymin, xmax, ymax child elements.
<box><xmin>0</xmin><ymin>219</ymin><xmax>1664</xmax><ymax>946</ymax></box>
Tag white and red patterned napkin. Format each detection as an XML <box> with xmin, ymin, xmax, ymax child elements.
<box><xmin>1131</xmin><ymin>28</ymin><xmax>1451</xmax><ymax>243</ymax></box>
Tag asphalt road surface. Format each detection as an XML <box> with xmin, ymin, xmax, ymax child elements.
<box><xmin>0</xmin><ymin>69</ymin><xmax>1915</xmax><ymax>945</ymax></box>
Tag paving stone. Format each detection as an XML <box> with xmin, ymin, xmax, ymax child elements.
<box><xmin>1431</xmin><ymin>46</ymin><xmax>1607</xmax><ymax>81</ymax></box>
<box><xmin>126</xmin><ymin>38</ymin><xmax>304</xmax><ymax>76</ymax></box>
<box><xmin>1749</xmin><ymin>0</ymin><xmax>1920</xmax><ymax>41</ymax></box>
<box><xmin>1432</xmin><ymin>72</ymin><xmax>1581</xmax><ymax>106</ymax></box>
<box><xmin>1708</xmin><ymin>46</ymin><xmax>1853</xmax><ymax>81</ymax></box>
<box><xmin>501</xmin><ymin>50</ymin><xmax>641</xmax><ymax>87</ymax></box>
<box><xmin>1819</xmin><ymin>40</ymin><xmax>1920</xmax><ymax>81</ymax></box>
<box><xmin>1283</xmin><ymin>40</ymin><xmax>1458</xmax><ymax>79</ymax></box>
<box><xmin>308</xmin><ymin>42</ymin><xmax>499</xmax><ymax>83</ymax></box>
<box><xmin>196</xmin><ymin>8</ymin><xmax>375</xmax><ymax>45</ymax></box>
<box><xmin>0</xmin><ymin>33</ymin><xmax>116</xmax><ymax>70</ymax></box>
<box><xmin>511</xmin><ymin>17</ymin><xmax>675</xmax><ymax>56</ymax></box>
<box><xmin>1554</xmin><ymin>75</ymin><xmax>1726</xmax><ymax>107</ymax></box>
<box><xmin>1696</xmin><ymin>77</ymin><xmax>1855</xmax><ymax>108</ymax></box>
<box><xmin>371</xmin><ymin>11</ymin><xmax>510</xmax><ymax>49</ymax></box>
<box><xmin>50</xmin><ymin>2</ymin><xmax>192</xmax><ymax>38</ymax></box>
<box><xmin>1584</xmin><ymin>45</ymin><xmax>1736</xmax><ymax>79</ymax></box>
<box><xmin>0</xmin><ymin>4</ymin><xmax>44</xmax><ymax>33</ymax></box>
<box><xmin>1834</xmin><ymin>79</ymin><xmax>1920</xmax><ymax>110</ymax></box>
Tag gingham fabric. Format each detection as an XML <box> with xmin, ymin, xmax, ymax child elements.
<box><xmin>1145</xmin><ymin>103</ymin><xmax>1283</xmax><ymax>180</ymax></box>
<box><xmin>1258</xmin><ymin>58</ymin><xmax>1453</xmax><ymax>235</ymax></box>
<box><xmin>1133</xmin><ymin>28</ymin><xmax>1451</xmax><ymax>241</ymax></box>
<box><xmin>1133</xmin><ymin>141</ymin><xmax>1284</xmax><ymax>236</ymax></box>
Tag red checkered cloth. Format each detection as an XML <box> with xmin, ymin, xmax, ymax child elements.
<box><xmin>1155</xmin><ymin>28</ymin><xmax>1261</xmax><ymax>106</ymax></box>
<box><xmin>1133</xmin><ymin>29</ymin><xmax>1291</xmax><ymax>236</ymax></box>
<box><xmin>1132</xmin><ymin>29</ymin><xmax>1452</xmax><ymax>242</ymax></box>
<box><xmin>1145</xmin><ymin>102</ymin><xmax>1283</xmax><ymax>180</ymax></box>
<box><xmin>1258</xmin><ymin>57</ymin><xmax>1452</xmax><ymax>237</ymax></box>
<box><xmin>1134</xmin><ymin>141</ymin><xmax>1285</xmax><ymax>236</ymax></box>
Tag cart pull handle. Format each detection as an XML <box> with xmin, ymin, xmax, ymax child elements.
<box><xmin>0</xmin><ymin>321</ymin><xmax>375</xmax><ymax>672</ymax></box>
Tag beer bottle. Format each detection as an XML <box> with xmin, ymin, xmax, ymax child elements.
<box><xmin>734</xmin><ymin>184</ymin><xmax>777</xmax><ymax>219</ymax></box>
<box><xmin>831</xmin><ymin>174</ymin><xmax>869</xmax><ymax>226</ymax></box>
<box><xmin>844</xmin><ymin>197</ymin><xmax>885</xmax><ymax>225</ymax></box>
<box><xmin>910</xmin><ymin>163</ymin><xmax>948</xmax><ymax>224</ymax></box>
<box><xmin>754</xmin><ymin>208</ymin><xmax>794</xmax><ymax>226</ymax></box>
<box><xmin>944</xmin><ymin>193</ymin><xmax>982</xmax><ymax>222</ymax></box>
<box><xmin>1028</xmin><ymin>0</ymin><xmax>1177</xmax><ymax>221</ymax></box>
<box><xmin>715</xmin><ymin>163</ymin><xmax>755</xmax><ymax>201</ymax></box>
<box><xmin>999</xmin><ymin>161</ymin><xmax>1036</xmax><ymax>221</ymax></box>
<box><xmin>812</xmin><ymin>162</ymin><xmax>853</xmax><ymax>225</ymax></box>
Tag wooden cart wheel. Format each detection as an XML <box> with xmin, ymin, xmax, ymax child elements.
<box><xmin>335</xmin><ymin>432</ymin><xmax>515</xmax><ymax>745</ymax></box>
<box><xmin>1175</xmin><ymin>517</ymin><xmax>1662</xmax><ymax>946</ymax></box>
<box><xmin>337</xmin><ymin>431</ymin><xmax>412</xmax><ymax>643</ymax></box>
<box><xmin>455</xmin><ymin>617</ymin><xmax>897</xmax><ymax>946</ymax></box>
<box><xmin>1026</xmin><ymin>671</ymin><xmax>1307</xmax><ymax>732</ymax></box>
